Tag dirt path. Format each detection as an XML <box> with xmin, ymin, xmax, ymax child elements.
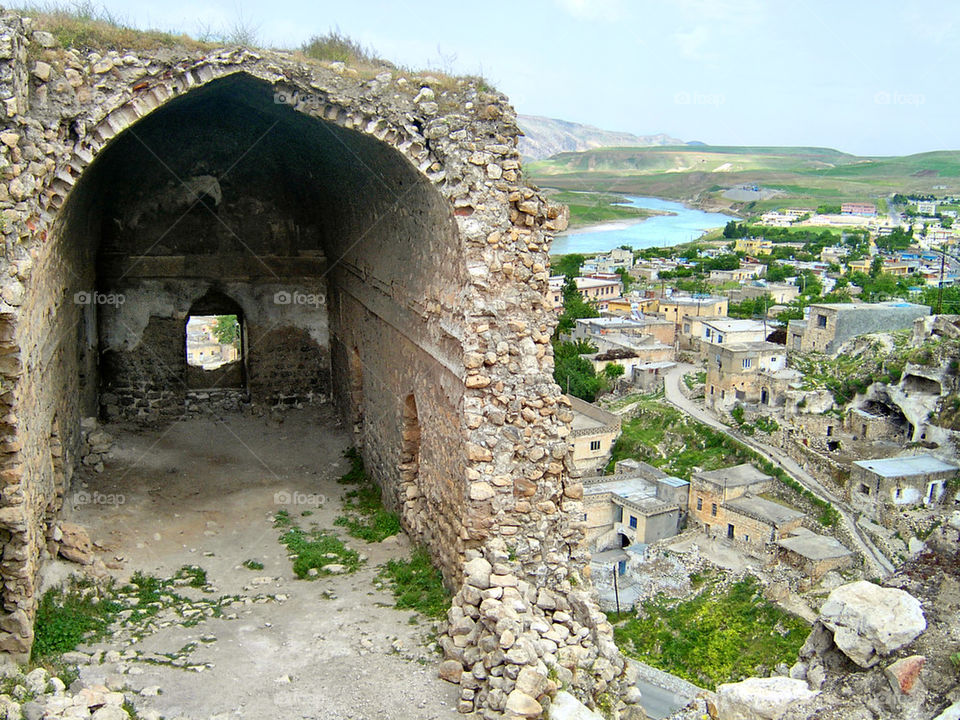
<box><xmin>60</xmin><ymin>405</ymin><xmax>461</xmax><ymax>720</ymax></box>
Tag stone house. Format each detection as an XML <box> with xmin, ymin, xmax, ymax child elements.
<box><xmin>582</xmin><ymin>460</ymin><xmax>688</xmax><ymax>552</ymax></box>
<box><xmin>727</xmin><ymin>282</ymin><xmax>800</xmax><ymax>305</ymax></box>
<box><xmin>567</xmin><ymin>395</ymin><xmax>621</xmax><ymax>473</ymax></box>
<box><xmin>572</xmin><ymin>316</ymin><xmax>675</xmax><ymax>348</ymax></box>
<box><xmin>787</xmin><ymin>301</ymin><xmax>931</xmax><ymax>354</ymax></box>
<box><xmin>688</xmin><ymin>464</ymin><xmax>804</xmax><ymax>548</ymax></box>
<box><xmin>705</xmin><ymin>341</ymin><xmax>788</xmax><ymax>411</ymax></box>
<box><xmin>775</xmin><ymin>527</ymin><xmax>855</xmax><ymax>584</ymax></box>
<box><xmin>699</xmin><ymin>318</ymin><xmax>771</xmax><ymax>353</ymax></box>
<box><xmin>548</xmin><ymin>274</ymin><xmax>566</xmax><ymax>311</ymax></box>
<box><xmin>849</xmin><ymin>454</ymin><xmax>959</xmax><ymax>519</ymax></box>
<box><xmin>658</xmin><ymin>295</ymin><xmax>728</xmax><ymax>339</ymax></box>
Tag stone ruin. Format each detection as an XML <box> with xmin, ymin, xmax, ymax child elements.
<box><xmin>0</xmin><ymin>12</ymin><xmax>639</xmax><ymax>718</ymax></box>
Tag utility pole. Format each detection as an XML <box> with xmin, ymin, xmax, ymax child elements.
<box><xmin>612</xmin><ymin>566</ymin><xmax>621</xmax><ymax>618</ymax></box>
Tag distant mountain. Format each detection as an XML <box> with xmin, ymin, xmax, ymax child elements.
<box><xmin>517</xmin><ymin>115</ymin><xmax>682</xmax><ymax>160</ymax></box>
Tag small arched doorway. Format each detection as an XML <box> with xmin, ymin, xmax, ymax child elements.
<box><xmin>185</xmin><ymin>291</ymin><xmax>246</xmax><ymax>391</ymax></box>
<box><xmin>761</xmin><ymin>387</ymin><xmax>769</xmax><ymax>405</ymax></box>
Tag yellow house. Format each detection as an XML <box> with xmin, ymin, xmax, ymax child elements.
<box><xmin>734</xmin><ymin>238</ymin><xmax>773</xmax><ymax>255</ymax></box>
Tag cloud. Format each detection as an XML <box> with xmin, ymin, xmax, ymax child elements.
<box><xmin>673</xmin><ymin>25</ymin><xmax>711</xmax><ymax>61</ymax></box>
<box><xmin>554</xmin><ymin>0</ymin><xmax>625</xmax><ymax>21</ymax></box>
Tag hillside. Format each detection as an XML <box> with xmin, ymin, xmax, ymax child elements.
<box><xmin>517</xmin><ymin>115</ymin><xmax>682</xmax><ymax>160</ymax></box>
<box><xmin>526</xmin><ymin>145</ymin><xmax>960</xmax><ymax>212</ymax></box>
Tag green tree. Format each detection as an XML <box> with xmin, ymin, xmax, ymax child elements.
<box><xmin>553</xmin><ymin>341</ymin><xmax>605</xmax><ymax>401</ymax></box>
<box><xmin>869</xmin><ymin>255</ymin><xmax>883</xmax><ymax>278</ymax></box>
<box><xmin>614</xmin><ymin>267</ymin><xmax>633</xmax><ymax>293</ymax></box>
<box><xmin>213</xmin><ymin>315</ymin><xmax>239</xmax><ymax>345</ymax></box>
<box><xmin>603</xmin><ymin>363</ymin><xmax>625</xmax><ymax>380</ymax></box>
<box><xmin>554</xmin><ymin>280</ymin><xmax>600</xmax><ymax>336</ymax></box>
<box><xmin>553</xmin><ymin>254</ymin><xmax>585</xmax><ymax>280</ymax></box>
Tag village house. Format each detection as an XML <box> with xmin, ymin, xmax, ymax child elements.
<box><xmin>575</xmin><ymin>276</ymin><xmax>623</xmax><ymax>303</ymax></box>
<box><xmin>571</xmin><ymin>316</ymin><xmax>676</xmax><ymax>348</ymax></box>
<box><xmin>566</xmin><ymin>395</ymin><xmax>621</xmax><ymax>473</ymax></box>
<box><xmin>705</xmin><ymin>341</ymin><xmax>788</xmax><ymax>411</ymax></box>
<box><xmin>849</xmin><ymin>453</ymin><xmax>959</xmax><ymax>519</ymax></box>
<box><xmin>582</xmin><ymin>461</ymin><xmax>689</xmax><ymax>552</ymax></box>
<box><xmin>787</xmin><ymin>301</ymin><xmax>931</xmax><ymax>354</ymax></box>
<box><xmin>658</xmin><ymin>295</ymin><xmax>728</xmax><ymax>329</ymax></box>
<box><xmin>775</xmin><ymin>527</ymin><xmax>855</xmax><ymax>584</ymax></box>
<box><xmin>734</xmin><ymin>237</ymin><xmax>773</xmax><ymax>254</ymax></box>
<box><xmin>819</xmin><ymin>246</ymin><xmax>850</xmax><ymax>264</ymax></box>
<box><xmin>548</xmin><ymin>274</ymin><xmax>566</xmax><ymax>310</ymax></box>
<box><xmin>688</xmin><ymin>464</ymin><xmax>805</xmax><ymax>549</ymax></box>
<box><xmin>708</xmin><ymin>262</ymin><xmax>766</xmax><ymax>284</ymax></box>
<box><xmin>700</xmin><ymin>318</ymin><xmax>771</xmax><ymax>351</ymax></box>
<box><xmin>727</xmin><ymin>281</ymin><xmax>800</xmax><ymax>305</ymax></box>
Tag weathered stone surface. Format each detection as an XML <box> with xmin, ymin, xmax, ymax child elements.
<box><xmin>58</xmin><ymin>522</ymin><xmax>94</xmax><ymax>565</ymax></box>
<box><xmin>716</xmin><ymin>677</ymin><xmax>818</xmax><ymax>719</ymax></box>
<box><xmin>504</xmin><ymin>689</ymin><xmax>541</xmax><ymax>717</ymax></box>
<box><xmin>819</xmin><ymin>581</ymin><xmax>926</xmax><ymax>667</ymax></box>
<box><xmin>438</xmin><ymin>659</ymin><xmax>464</xmax><ymax>684</ymax></box>
<box><xmin>884</xmin><ymin>654</ymin><xmax>925</xmax><ymax>695</ymax></box>
<box><xmin>548</xmin><ymin>691</ymin><xmax>606</xmax><ymax>719</ymax></box>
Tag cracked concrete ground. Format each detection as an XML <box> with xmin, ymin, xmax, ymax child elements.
<box><xmin>60</xmin><ymin>404</ymin><xmax>462</xmax><ymax>720</ymax></box>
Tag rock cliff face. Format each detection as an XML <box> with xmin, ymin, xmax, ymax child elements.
<box><xmin>517</xmin><ymin>114</ymin><xmax>682</xmax><ymax>160</ymax></box>
<box><xmin>0</xmin><ymin>10</ymin><xmax>637</xmax><ymax>717</ymax></box>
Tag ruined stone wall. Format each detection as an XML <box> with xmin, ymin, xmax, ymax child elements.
<box><xmin>0</xmin><ymin>13</ymin><xmax>638</xmax><ymax>716</ymax></box>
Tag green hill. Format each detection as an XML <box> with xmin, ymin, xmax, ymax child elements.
<box><xmin>526</xmin><ymin>145</ymin><xmax>960</xmax><ymax>213</ymax></box>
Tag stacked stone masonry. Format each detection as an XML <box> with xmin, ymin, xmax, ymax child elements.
<box><xmin>0</xmin><ymin>11</ymin><xmax>631</xmax><ymax>717</ymax></box>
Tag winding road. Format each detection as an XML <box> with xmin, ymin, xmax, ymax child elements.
<box><xmin>663</xmin><ymin>364</ymin><xmax>896</xmax><ymax>578</ymax></box>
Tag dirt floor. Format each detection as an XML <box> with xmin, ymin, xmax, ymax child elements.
<box><xmin>59</xmin><ymin>404</ymin><xmax>462</xmax><ymax>720</ymax></box>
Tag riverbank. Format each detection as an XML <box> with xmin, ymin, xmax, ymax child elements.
<box><xmin>549</xmin><ymin>195</ymin><xmax>736</xmax><ymax>255</ymax></box>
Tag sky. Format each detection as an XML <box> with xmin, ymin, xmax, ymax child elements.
<box><xmin>81</xmin><ymin>0</ymin><xmax>959</xmax><ymax>156</ymax></box>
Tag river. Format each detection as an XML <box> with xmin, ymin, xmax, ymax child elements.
<box><xmin>550</xmin><ymin>195</ymin><xmax>737</xmax><ymax>255</ymax></box>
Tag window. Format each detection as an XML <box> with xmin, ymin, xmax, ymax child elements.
<box><xmin>826</xmin><ymin>426</ymin><xmax>833</xmax><ymax>437</ymax></box>
<box><xmin>727</xmin><ymin>523</ymin><xmax>735</xmax><ymax>539</ymax></box>
<box><xmin>629</xmin><ymin>515</ymin><xmax>637</xmax><ymax>529</ymax></box>
<box><xmin>745</xmin><ymin>534</ymin><xmax>750</xmax><ymax>543</ymax></box>
<box><xmin>590</xmin><ymin>440</ymin><xmax>601</xmax><ymax>451</ymax></box>
<box><xmin>683</xmin><ymin>323</ymin><xmax>690</xmax><ymax>334</ymax></box>
<box><xmin>696</xmin><ymin>497</ymin><xmax>703</xmax><ymax>511</ymax></box>
<box><xmin>582</xmin><ymin>512</ymin><xmax>588</xmax><ymax>520</ymax></box>
<box><xmin>705</xmin><ymin>328</ymin><xmax>712</xmax><ymax>338</ymax></box>
<box><xmin>742</xmin><ymin>358</ymin><xmax>752</xmax><ymax>368</ymax></box>
<box><xmin>894</xmin><ymin>488</ymin><xmax>901</xmax><ymax>499</ymax></box>
<box><xmin>710</xmin><ymin>385</ymin><xmax>715</xmax><ymax>395</ymax></box>
<box><xmin>711</xmin><ymin>503</ymin><xmax>718</xmax><ymax>516</ymax></box>
<box><xmin>817</xmin><ymin>314</ymin><xmax>827</xmax><ymax>328</ymax></box>
<box><xmin>860</xmin><ymin>483</ymin><xmax>871</xmax><ymax>495</ymax></box>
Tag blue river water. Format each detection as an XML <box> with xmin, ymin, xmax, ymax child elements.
<box><xmin>549</xmin><ymin>195</ymin><xmax>737</xmax><ymax>255</ymax></box>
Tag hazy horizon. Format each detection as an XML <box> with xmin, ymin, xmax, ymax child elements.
<box><xmin>47</xmin><ymin>0</ymin><xmax>960</xmax><ymax>157</ymax></box>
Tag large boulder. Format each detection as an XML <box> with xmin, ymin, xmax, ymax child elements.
<box><xmin>58</xmin><ymin>522</ymin><xmax>94</xmax><ymax>565</ymax></box>
<box><xmin>716</xmin><ymin>677</ymin><xmax>818</xmax><ymax>720</ymax></box>
<box><xmin>819</xmin><ymin>581</ymin><xmax>926</xmax><ymax>668</ymax></box>
<box><xmin>548</xmin><ymin>691</ymin><xmax>605</xmax><ymax>720</ymax></box>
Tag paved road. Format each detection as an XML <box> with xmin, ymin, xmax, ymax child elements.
<box><xmin>636</xmin><ymin>679</ymin><xmax>688</xmax><ymax>719</ymax></box>
<box><xmin>663</xmin><ymin>364</ymin><xmax>896</xmax><ymax>577</ymax></box>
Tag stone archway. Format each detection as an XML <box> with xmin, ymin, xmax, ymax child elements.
<box><xmin>0</xmin><ymin>16</ymin><xmax>634</xmax><ymax>717</ymax></box>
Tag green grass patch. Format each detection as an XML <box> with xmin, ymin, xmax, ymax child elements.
<box><xmin>242</xmin><ymin>559</ymin><xmax>264</xmax><ymax>571</ymax></box>
<box><xmin>174</xmin><ymin>565</ymin><xmax>208</xmax><ymax>589</ymax></box>
<box><xmin>378</xmin><ymin>547</ymin><xmax>450</xmax><ymax>619</ymax></box>
<box><xmin>611</xmin><ymin>576</ymin><xmax>809</xmax><ymax>689</ymax></box>
<box><xmin>683</xmin><ymin>371</ymin><xmax>706</xmax><ymax>390</ymax></box>
<box><xmin>277</xmin><ymin>522</ymin><xmax>361</xmax><ymax>579</ymax></box>
<box><xmin>32</xmin><ymin>576</ymin><xmax>123</xmax><ymax>662</ymax></box>
<box><xmin>333</xmin><ymin>448</ymin><xmax>401</xmax><ymax>542</ymax></box>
